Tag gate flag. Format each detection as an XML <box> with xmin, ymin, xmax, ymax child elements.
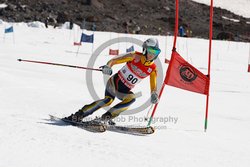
<box><xmin>5</xmin><ymin>26</ymin><xmax>14</xmax><ymax>33</ymax></box>
<box><xmin>126</xmin><ymin>45</ymin><xmax>134</xmax><ymax>53</ymax></box>
<box><xmin>80</xmin><ymin>33</ymin><xmax>94</xmax><ymax>43</ymax></box>
<box><xmin>165</xmin><ymin>51</ymin><xmax>209</xmax><ymax>95</ymax></box>
<box><xmin>109</xmin><ymin>49</ymin><xmax>119</xmax><ymax>55</ymax></box>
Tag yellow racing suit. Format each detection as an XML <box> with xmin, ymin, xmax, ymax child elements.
<box><xmin>76</xmin><ymin>51</ymin><xmax>157</xmax><ymax>120</ymax></box>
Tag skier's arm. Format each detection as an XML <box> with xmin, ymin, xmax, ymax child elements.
<box><xmin>150</xmin><ymin>69</ymin><xmax>157</xmax><ymax>93</ymax></box>
<box><xmin>150</xmin><ymin>69</ymin><xmax>159</xmax><ymax>104</ymax></box>
<box><xmin>106</xmin><ymin>53</ymin><xmax>135</xmax><ymax>67</ymax></box>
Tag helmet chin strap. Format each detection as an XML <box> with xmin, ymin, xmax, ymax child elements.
<box><xmin>142</xmin><ymin>56</ymin><xmax>154</xmax><ymax>66</ymax></box>
<box><xmin>142</xmin><ymin>59</ymin><xmax>152</xmax><ymax>65</ymax></box>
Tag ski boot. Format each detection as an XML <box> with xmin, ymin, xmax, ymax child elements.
<box><xmin>101</xmin><ymin>112</ymin><xmax>116</xmax><ymax>125</ymax></box>
<box><xmin>64</xmin><ymin>110</ymin><xmax>87</xmax><ymax>122</ymax></box>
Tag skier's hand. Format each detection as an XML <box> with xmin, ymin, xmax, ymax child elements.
<box><xmin>151</xmin><ymin>91</ymin><xmax>159</xmax><ymax>104</ymax></box>
<box><xmin>100</xmin><ymin>65</ymin><xmax>112</xmax><ymax>75</ymax></box>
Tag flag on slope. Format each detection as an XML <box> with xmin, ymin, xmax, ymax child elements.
<box><xmin>165</xmin><ymin>51</ymin><xmax>209</xmax><ymax>95</ymax></box>
<box><xmin>5</xmin><ymin>26</ymin><xmax>14</xmax><ymax>33</ymax></box>
<box><xmin>80</xmin><ymin>33</ymin><xmax>94</xmax><ymax>43</ymax></box>
<box><xmin>126</xmin><ymin>45</ymin><xmax>134</xmax><ymax>53</ymax></box>
<box><xmin>109</xmin><ymin>49</ymin><xmax>119</xmax><ymax>56</ymax></box>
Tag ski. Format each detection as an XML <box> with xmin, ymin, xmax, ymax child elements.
<box><xmin>49</xmin><ymin>115</ymin><xmax>154</xmax><ymax>135</ymax></box>
<box><xmin>106</xmin><ymin>125</ymin><xmax>155</xmax><ymax>135</ymax></box>
<box><xmin>49</xmin><ymin>115</ymin><xmax>107</xmax><ymax>133</ymax></box>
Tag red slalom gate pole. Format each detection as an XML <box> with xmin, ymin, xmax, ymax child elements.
<box><xmin>204</xmin><ymin>0</ymin><xmax>213</xmax><ymax>132</ymax></box>
<box><xmin>17</xmin><ymin>59</ymin><xmax>102</xmax><ymax>72</ymax></box>
<box><xmin>147</xmin><ymin>0</ymin><xmax>179</xmax><ymax>127</ymax></box>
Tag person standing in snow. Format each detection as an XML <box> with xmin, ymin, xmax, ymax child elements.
<box><xmin>65</xmin><ymin>38</ymin><xmax>161</xmax><ymax>123</ymax></box>
<box><xmin>179</xmin><ymin>26</ymin><xmax>185</xmax><ymax>37</ymax></box>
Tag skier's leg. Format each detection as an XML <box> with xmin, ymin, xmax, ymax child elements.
<box><xmin>65</xmin><ymin>95</ymin><xmax>114</xmax><ymax>122</ymax></box>
<box><xmin>101</xmin><ymin>92</ymin><xmax>136</xmax><ymax>120</ymax></box>
<box><xmin>65</xmin><ymin>76</ymin><xmax>116</xmax><ymax>122</ymax></box>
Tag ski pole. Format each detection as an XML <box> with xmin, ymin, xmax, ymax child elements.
<box><xmin>144</xmin><ymin>104</ymin><xmax>154</xmax><ymax>121</ymax></box>
<box><xmin>17</xmin><ymin>59</ymin><xmax>102</xmax><ymax>72</ymax></box>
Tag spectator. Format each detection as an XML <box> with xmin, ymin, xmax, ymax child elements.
<box><xmin>69</xmin><ymin>19</ymin><xmax>73</xmax><ymax>30</ymax></box>
<box><xmin>92</xmin><ymin>23</ymin><xmax>96</xmax><ymax>31</ymax></box>
<box><xmin>45</xmin><ymin>17</ymin><xmax>48</xmax><ymax>28</ymax></box>
<box><xmin>135</xmin><ymin>25</ymin><xmax>141</xmax><ymax>34</ymax></box>
<box><xmin>179</xmin><ymin>26</ymin><xmax>185</xmax><ymax>37</ymax></box>
<box><xmin>185</xmin><ymin>25</ymin><xmax>192</xmax><ymax>37</ymax></box>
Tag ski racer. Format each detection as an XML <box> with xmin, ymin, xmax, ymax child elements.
<box><xmin>65</xmin><ymin>38</ymin><xmax>161</xmax><ymax>123</ymax></box>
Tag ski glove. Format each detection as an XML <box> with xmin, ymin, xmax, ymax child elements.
<box><xmin>100</xmin><ymin>65</ymin><xmax>112</xmax><ymax>75</ymax></box>
<box><xmin>151</xmin><ymin>91</ymin><xmax>159</xmax><ymax>104</ymax></box>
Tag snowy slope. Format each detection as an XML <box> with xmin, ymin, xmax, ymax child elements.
<box><xmin>192</xmin><ymin>0</ymin><xmax>250</xmax><ymax>18</ymax></box>
<box><xmin>1</xmin><ymin>21</ymin><xmax>250</xmax><ymax>167</ymax></box>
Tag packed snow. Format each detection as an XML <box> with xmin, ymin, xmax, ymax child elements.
<box><xmin>1</xmin><ymin>2</ymin><xmax>250</xmax><ymax>166</ymax></box>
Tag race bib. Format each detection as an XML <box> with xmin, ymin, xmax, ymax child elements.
<box><xmin>119</xmin><ymin>65</ymin><xmax>142</xmax><ymax>88</ymax></box>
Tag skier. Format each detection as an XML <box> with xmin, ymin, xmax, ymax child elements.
<box><xmin>65</xmin><ymin>38</ymin><xmax>161</xmax><ymax>123</ymax></box>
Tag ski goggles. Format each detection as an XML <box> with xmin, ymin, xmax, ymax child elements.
<box><xmin>147</xmin><ymin>47</ymin><xmax>161</xmax><ymax>56</ymax></box>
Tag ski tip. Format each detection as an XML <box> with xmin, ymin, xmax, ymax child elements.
<box><xmin>147</xmin><ymin>126</ymin><xmax>155</xmax><ymax>134</ymax></box>
<box><xmin>49</xmin><ymin>114</ymin><xmax>60</xmax><ymax>121</ymax></box>
<box><xmin>17</xmin><ymin>59</ymin><xmax>22</xmax><ymax>61</ymax></box>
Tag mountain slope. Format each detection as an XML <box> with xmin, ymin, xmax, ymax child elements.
<box><xmin>0</xmin><ymin>0</ymin><xmax>249</xmax><ymax>41</ymax></box>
